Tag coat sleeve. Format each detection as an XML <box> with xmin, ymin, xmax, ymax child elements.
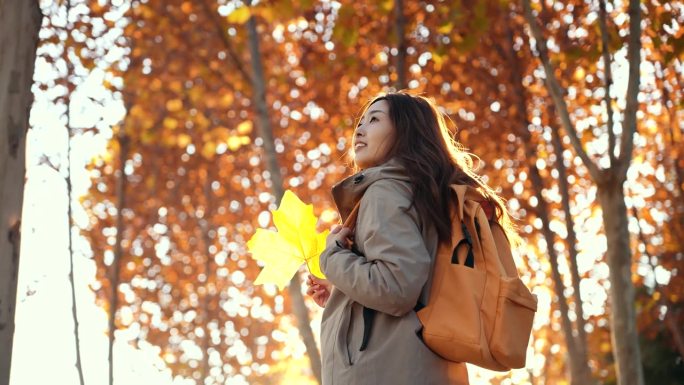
<box><xmin>320</xmin><ymin>180</ymin><xmax>431</xmax><ymax>317</ymax></box>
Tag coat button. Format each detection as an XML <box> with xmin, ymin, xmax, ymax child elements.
<box><xmin>353</xmin><ymin>174</ymin><xmax>364</xmax><ymax>184</ymax></box>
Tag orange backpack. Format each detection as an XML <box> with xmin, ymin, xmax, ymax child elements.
<box><xmin>416</xmin><ymin>184</ymin><xmax>537</xmax><ymax>371</ymax></box>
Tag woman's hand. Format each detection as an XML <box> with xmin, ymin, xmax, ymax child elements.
<box><xmin>326</xmin><ymin>224</ymin><xmax>353</xmax><ymax>249</ymax></box>
<box><xmin>308</xmin><ymin>225</ymin><xmax>352</xmax><ymax>308</ymax></box>
<box><xmin>306</xmin><ymin>274</ymin><xmax>333</xmax><ymax>308</ymax></box>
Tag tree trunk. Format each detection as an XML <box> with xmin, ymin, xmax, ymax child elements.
<box><xmin>549</xmin><ymin>109</ymin><xmax>590</xmax><ymax>364</ymax></box>
<box><xmin>394</xmin><ymin>0</ymin><xmax>407</xmax><ymax>90</ymax></box>
<box><xmin>502</xmin><ymin>23</ymin><xmax>593</xmax><ymax>384</ymax></box>
<box><xmin>245</xmin><ymin>6</ymin><xmax>322</xmax><ymax>384</ymax></box>
<box><xmin>200</xmin><ymin>174</ymin><xmax>214</xmax><ymax>385</ymax></box>
<box><xmin>597</xmin><ymin>180</ymin><xmax>644</xmax><ymax>385</ymax></box>
<box><xmin>521</xmin><ymin>136</ymin><xmax>589</xmax><ymax>384</ymax></box>
<box><xmin>109</xmin><ymin>133</ymin><xmax>129</xmax><ymax>385</ymax></box>
<box><xmin>631</xmin><ymin>207</ymin><xmax>684</xmax><ymax>362</ymax></box>
<box><xmin>62</xmin><ymin>1</ymin><xmax>86</xmax><ymax>383</ymax></box>
<box><xmin>0</xmin><ymin>1</ymin><xmax>42</xmax><ymax>384</ymax></box>
<box><xmin>530</xmin><ymin>165</ymin><xmax>593</xmax><ymax>385</ymax></box>
<box><xmin>66</xmin><ymin>127</ymin><xmax>86</xmax><ymax>385</ymax></box>
<box><xmin>664</xmin><ymin>309</ymin><xmax>684</xmax><ymax>360</ymax></box>
<box><xmin>523</xmin><ymin>1</ymin><xmax>645</xmax><ymax>383</ymax></box>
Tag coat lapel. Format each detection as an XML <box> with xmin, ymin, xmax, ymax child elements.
<box><xmin>330</xmin><ymin>158</ymin><xmax>411</xmax><ymax>223</ymax></box>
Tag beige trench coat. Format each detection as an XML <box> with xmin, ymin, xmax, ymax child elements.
<box><xmin>319</xmin><ymin>158</ymin><xmax>469</xmax><ymax>385</ymax></box>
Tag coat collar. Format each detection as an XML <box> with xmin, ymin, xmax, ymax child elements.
<box><xmin>331</xmin><ymin>157</ymin><xmax>411</xmax><ymax>222</ymax></box>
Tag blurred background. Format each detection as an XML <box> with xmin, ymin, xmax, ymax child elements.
<box><xmin>1</xmin><ymin>0</ymin><xmax>683</xmax><ymax>384</ymax></box>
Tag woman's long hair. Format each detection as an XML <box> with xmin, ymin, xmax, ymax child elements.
<box><xmin>353</xmin><ymin>91</ymin><xmax>521</xmax><ymax>246</ymax></box>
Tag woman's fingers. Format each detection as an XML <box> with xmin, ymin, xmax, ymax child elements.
<box><xmin>336</xmin><ymin>226</ymin><xmax>352</xmax><ymax>240</ymax></box>
<box><xmin>308</xmin><ymin>274</ymin><xmax>325</xmax><ymax>285</ymax></box>
<box><xmin>307</xmin><ymin>283</ymin><xmax>327</xmax><ymax>296</ymax></box>
<box><xmin>312</xmin><ymin>290</ymin><xmax>328</xmax><ymax>304</ymax></box>
<box><xmin>309</xmin><ymin>274</ymin><xmax>330</xmax><ymax>287</ymax></box>
<box><xmin>305</xmin><ymin>273</ymin><xmax>331</xmax><ymax>308</ymax></box>
<box><xmin>307</xmin><ymin>274</ymin><xmax>317</xmax><ymax>284</ymax></box>
<box><xmin>326</xmin><ymin>224</ymin><xmax>355</xmax><ymax>249</ymax></box>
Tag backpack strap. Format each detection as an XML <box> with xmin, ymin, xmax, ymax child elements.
<box><xmin>449</xmin><ymin>185</ymin><xmax>514</xmax><ymax>280</ymax></box>
<box><xmin>480</xmin><ymin>200</ymin><xmax>495</xmax><ymax>221</ymax></box>
<box><xmin>452</xmin><ymin>221</ymin><xmax>478</xmax><ymax>268</ymax></box>
<box><xmin>451</xmin><ymin>184</ymin><xmax>492</xmax><ymax>218</ymax></box>
<box><xmin>342</xmin><ymin>199</ymin><xmax>361</xmax><ymax>230</ymax></box>
<box><xmin>452</xmin><ymin>199</ymin><xmax>495</xmax><ymax>268</ymax></box>
<box><xmin>449</xmin><ymin>185</ymin><xmax>486</xmax><ymax>268</ymax></box>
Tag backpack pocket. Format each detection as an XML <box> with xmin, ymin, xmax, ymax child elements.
<box><xmin>489</xmin><ymin>277</ymin><xmax>537</xmax><ymax>369</ymax></box>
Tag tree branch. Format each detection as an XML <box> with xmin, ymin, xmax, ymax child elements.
<box><xmin>598</xmin><ymin>0</ymin><xmax>618</xmax><ymax>167</ymax></box>
<box><xmin>616</xmin><ymin>0</ymin><xmax>642</xmax><ymax>177</ymax></box>
<box><xmin>521</xmin><ymin>0</ymin><xmax>603</xmax><ymax>183</ymax></box>
<box><xmin>654</xmin><ymin>62</ymin><xmax>684</xmax><ymax>206</ymax></box>
<box><xmin>163</xmin><ymin>3</ymin><xmax>244</xmax><ymax>98</ymax></box>
<box><xmin>200</xmin><ymin>0</ymin><xmax>254</xmax><ymax>85</ymax></box>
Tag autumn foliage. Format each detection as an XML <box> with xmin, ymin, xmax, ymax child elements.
<box><xmin>29</xmin><ymin>0</ymin><xmax>683</xmax><ymax>384</ymax></box>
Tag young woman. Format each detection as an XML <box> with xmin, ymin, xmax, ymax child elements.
<box><xmin>306</xmin><ymin>91</ymin><xmax>518</xmax><ymax>385</ymax></box>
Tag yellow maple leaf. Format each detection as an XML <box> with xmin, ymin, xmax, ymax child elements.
<box><xmin>227</xmin><ymin>6</ymin><xmax>251</xmax><ymax>24</ymax></box>
<box><xmin>247</xmin><ymin>190</ymin><xmax>329</xmax><ymax>290</ymax></box>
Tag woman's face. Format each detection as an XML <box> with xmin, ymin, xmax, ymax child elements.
<box><xmin>353</xmin><ymin>100</ymin><xmax>395</xmax><ymax>169</ymax></box>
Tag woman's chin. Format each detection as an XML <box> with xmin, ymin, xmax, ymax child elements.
<box><xmin>354</xmin><ymin>158</ymin><xmax>369</xmax><ymax>169</ymax></box>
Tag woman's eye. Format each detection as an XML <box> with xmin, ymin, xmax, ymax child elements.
<box><xmin>356</xmin><ymin>116</ymin><xmax>377</xmax><ymax>127</ymax></box>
